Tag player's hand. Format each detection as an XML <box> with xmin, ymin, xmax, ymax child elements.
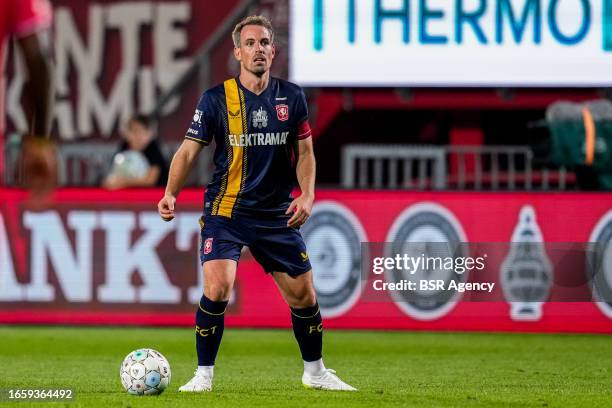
<box><xmin>286</xmin><ymin>193</ymin><xmax>314</xmax><ymax>228</ymax></box>
<box><xmin>20</xmin><ymin>135</ymin><xmax>57</xmax><ymax>199</ymax></box>
<box><xmin>158</xmin><ymin>193</ymin><xmax>176</xmax><ymax>222</ymax></box>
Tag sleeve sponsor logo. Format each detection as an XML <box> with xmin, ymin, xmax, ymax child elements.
<box><xmin>193</xmin><ymin>109</ymin><xmax>203</xmax><ymax>124</ymax></box>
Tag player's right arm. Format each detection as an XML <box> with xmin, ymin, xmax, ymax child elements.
<box><xmin>158</xmin><ymin>91</ymin><xmax>214</xmax><ymax>221</ymax></box>
<box><xmin>158</xmin><ymin>139</ymin><xmax>203</xmax><ymax>222</ymax></box>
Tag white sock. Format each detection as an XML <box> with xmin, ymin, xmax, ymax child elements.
<box><xmin>197</xmin><ymin>365</ymin><xmax>214</xmax><ymax>377</ymax></box>
<box><xmin>304</xmin><ymin>358</ymin><xmax>326</xmax><ymax>376</ymax></box>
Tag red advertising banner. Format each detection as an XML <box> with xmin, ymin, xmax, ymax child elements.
<box><xmin>1</xmin><ymin>188</ymin><xmax>611</xmax><ymax>333</ymax></box>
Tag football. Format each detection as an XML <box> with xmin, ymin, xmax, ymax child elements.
<box><xmin>120</xmin><ymin>348</ymin><xmax>171</xmax><ymax>395</ymax></box>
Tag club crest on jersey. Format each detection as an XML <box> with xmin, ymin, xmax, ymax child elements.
<box><xmin>276</xmin><ymin>104</ymin><xmax>289</xmax><ymax>121</ymax></box>
<box><xmin>204</xmin><ymin>238</ymin><xmax>213</xmax><ymax>255</ymax></box>
<box><xmin>252</xmin><ymin>107</ymin><xmax>268</xmax><ymax>129</ymax></box>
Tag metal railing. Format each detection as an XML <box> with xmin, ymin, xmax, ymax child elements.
<box><xmin>342</xmin><ymin>145</ymin><xmax>447</xmax><ymax>190</ymax></box>
<box><xmin>342</xmin><ymin>144</ymin><xmax>572</xmax><ymax>191</ymax></box>
<box><xmin>5</xmin><ymin>140</ymin><xmax>571</xmax><ymax>190</ymax></box>
<box><xmin>4</xmin><ymin>139</ymin><xmax>213</xmax><ymax>187</ymax></box>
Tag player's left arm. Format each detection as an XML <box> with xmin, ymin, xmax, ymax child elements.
<box><xmin>286</xmin><ymin>137</ymin><xmax>316</xmax><ymax>228</ymax></box>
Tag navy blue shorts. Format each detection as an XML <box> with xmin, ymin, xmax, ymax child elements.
<box><xmin>199</xmin><ymin>215</ymin><xmax>312</xmax><ymax>277</ymax></box>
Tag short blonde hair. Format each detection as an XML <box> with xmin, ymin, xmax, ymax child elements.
<box><xmin>232</xmin><ymin>15</ymin><xmax>274</xmax><ymax>48</ymax></box>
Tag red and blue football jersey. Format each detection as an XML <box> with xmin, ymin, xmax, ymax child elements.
<box><xmin>185</xmin><ymin>77</ymin><xmax>312</xmax><ymax>219</ymax></box>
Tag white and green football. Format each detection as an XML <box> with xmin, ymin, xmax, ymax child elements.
<box><xmin>120</xmin><ymin>348</ymin><xmax>171</xmax><ymax>395</ymax></box>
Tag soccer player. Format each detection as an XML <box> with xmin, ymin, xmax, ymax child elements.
<box><xmin>0</xmin><ymin>0</ymin><xmax>55</xmax><ymax>193</ymax></box>
<box><xmin>157</xmin><ymin>15</ymin><xmax>356</xmax><ymax>392</ymax></box>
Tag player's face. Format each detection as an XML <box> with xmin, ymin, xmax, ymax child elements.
<box><xmin>234</xmin><ymin>25</ymin><xmax>275</xmax><ymax>76</ymax></box>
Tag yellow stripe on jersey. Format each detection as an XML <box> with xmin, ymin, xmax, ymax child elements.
<box><xmin>239</xmin><ymin>88</ymin><xmax>249</xmax><ymax>196</ymax></box>
<box><xmin>216</xmin><ymin>78</ymin><xmax>246</xmax><ymax>218</ymax></box>
<box><xmin>211</xmin><ymin>146</ymin><xmax>230</xmax><ymax>215</ymax></box>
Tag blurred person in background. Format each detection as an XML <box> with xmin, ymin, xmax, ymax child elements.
<box><xmin>0</xmin><ymin>0</ymin><xmax>55</xmax><ymax>195</ymax></box>
<box><xmin>103</xmin><ymin>114</ymin><xmax>168</xmax><ymax>190</ymax></box>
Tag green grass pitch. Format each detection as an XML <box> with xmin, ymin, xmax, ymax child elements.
<box><xmin>1</xmin><ymin>326</ymin><xmax>611</xmax><ymax>407</ymax></box>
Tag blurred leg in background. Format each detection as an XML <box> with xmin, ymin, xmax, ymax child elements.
<box><xmin>1</xmin><ymin>0</ymin><xmax>55</xmax><ymax>198</ymax></box>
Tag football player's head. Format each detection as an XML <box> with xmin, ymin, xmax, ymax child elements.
<box><xmin>232</xmin><ymin>15</ymin><xmax>276</xmax><ymax>77</ymax></box>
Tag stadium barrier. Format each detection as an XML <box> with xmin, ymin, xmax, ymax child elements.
<box><xmin>1</xmin><ymin>188</ymin><xmax>611</xmax><ymax>333</ymax></box>
<box><xmin>341</xmin><ymin>144</ymin><xmax>573</xmax><ymax>190</ymax></box>
<box><xmin>3</xmin><ymin>139</ymin><xmax>213</xmax><ymax>187</ymax></box>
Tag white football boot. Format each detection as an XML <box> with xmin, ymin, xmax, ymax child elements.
<box><xmin>302</xmin><ymin>368</ymin><xmax>357</xmax><ymax>391</ymax></box>
<box><xmin>178</xmin><ymin>370</ymin><xmax>213</xmax><ymax>392</ymax></box>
